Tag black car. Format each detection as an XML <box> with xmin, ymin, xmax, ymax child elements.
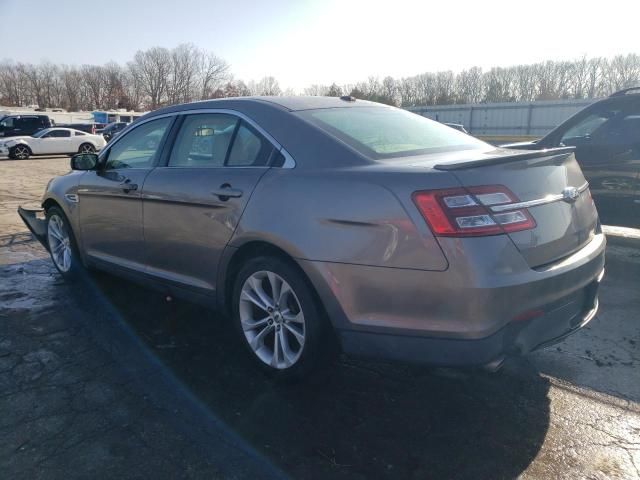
<box><xmin>0</xmin><ymin>114</ymin><xmax>52</xmax><ymax>138</ymax></box>
<box><xmin>503</xmin><ymin>87</ymin><xmax>640</xmax><ymax>227</ymax></box>
<box><xmin>100</xmin><ymin>122</ymin><xmax>129</xmax><ymax>142</ymax></box>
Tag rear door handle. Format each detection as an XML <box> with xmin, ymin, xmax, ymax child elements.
<box><xmin>212</xmin><ymin>184</ymin><xmax>243</xmax><ymax>201</ymax></box>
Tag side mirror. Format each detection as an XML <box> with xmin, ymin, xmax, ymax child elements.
<box><xmin>70</xmin><ymin>153</ymin><xmax>98</xmax><ymax>171</ymax></box>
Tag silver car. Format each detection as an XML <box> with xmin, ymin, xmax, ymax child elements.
<box><xmin>19</xmin><ymin>96</ymin><xmax>605</xmax><ymax>379</ymax></box>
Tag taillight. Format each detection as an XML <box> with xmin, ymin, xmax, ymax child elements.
<box><xmin>412</xmin><ymin>185</ymin><xmax>536</xmax><ymax>237</ymax></box>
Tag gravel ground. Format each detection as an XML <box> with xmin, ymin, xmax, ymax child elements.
<box><xmin>1</xmin><ymin>156</ymin><xmax>639</xmax><ymax>479</ymax></box>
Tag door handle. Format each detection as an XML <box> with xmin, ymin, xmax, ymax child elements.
<box><xmin>121</xmin><ymin>179</ymin><xmax>138</xmax><ymax>193</ymax></box>
<box><xmin>211</xmin><ymin>184</ymin><xmax>243</xmax><ymax>201</ymax></box>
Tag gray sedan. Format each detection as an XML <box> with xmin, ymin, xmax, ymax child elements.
<box><xmin>19</xmin><ymin>96</ymin><xmax>605</xmax><ymax>379</ymax></box>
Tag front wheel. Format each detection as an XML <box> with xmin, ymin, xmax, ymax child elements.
<box><xmin>10</xmin><ymin>145</ymin><xmax>30</xmax><ymax>160</ymax></box>
<box><xmin>232</xmin><ymin>256</ymin><xmax>331</xmax><ymax>380</ymax></box>
<box><xmin>46</xmin><ymin>206</ymin><xmax>83</xmax><ymax>280</ymax></box>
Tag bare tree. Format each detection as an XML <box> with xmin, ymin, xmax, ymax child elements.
<box><xmin>199</xmin><ymin>51</ymin><xmax>230</xmax><ymax>100</ymax></box>
<box><xmin>605</xmin><ymin>54</ymin><xmax>640</xmax><ymax>92</ymax></box>
<box><xmin>0</xmin><ymin>62</ymin><xmax>27</xmax><ymax>106</ymax></box>
<box><xmin>256</xmin><ymin>76</ymin><xmax>281</xmax><ymax>96</ymax></box>
<box><xmin>304</xmin><ymin>84</ymin><xmax>329</xmax><ymax>96</ymax></box>
<box><xmin>326</xmin><ymin>83</ymin><xmax>343</xmax><ymax>96</ymax></box>
<box><xmin>3</xmin><ymin>50</ymin><xmax>640</xmax><ymax>112</ymax></box>
<box><xmin>456</xmin><ymin>67</ymin><xmax>484</xmax><ymax>104</ymax></box>
<box><xmin>130</xmin><ymin>47</ymin><xmax>171</xmax><ymax>109</ymax></box>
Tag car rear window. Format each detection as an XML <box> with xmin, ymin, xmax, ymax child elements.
<box><xmin>298</xmin><ymin>106</ymin><xmax>487</xmax><ymax>159</ymax></box>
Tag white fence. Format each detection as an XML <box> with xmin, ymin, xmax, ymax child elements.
<box><xmin>407</xmin><ymin>98</ymin><xmax>597</xmax><ymax>137</ymax></box>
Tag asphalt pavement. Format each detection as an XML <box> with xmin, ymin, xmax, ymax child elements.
<box><xmin>1</xmin><ymin>156</ymin><xmax>639</xmax><ymax>479</ymax></box>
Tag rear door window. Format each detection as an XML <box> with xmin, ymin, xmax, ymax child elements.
<box><xmin>168</xmin><ymin>114</ymin><xmax>238</xmax><ymax>167</ymax></box>
<box><xmin>226</xmin><ymin>121</ymin><xmax>273</xmax><ymax>167</ymax></box>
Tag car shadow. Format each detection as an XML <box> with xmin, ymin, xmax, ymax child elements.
<box><xmin>65</xmin><ymin>269</ymin><xmax>552</xmax><ymax>480</ymax></box>
<box><xmin>526</xmin><ymin>245</ymin><xmax>640</xmax><ymax>404</ymax></box>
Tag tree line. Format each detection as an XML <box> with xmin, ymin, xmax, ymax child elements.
<box><xmin>1</xmin><ymin>45</ymin><xmax>638</xmax><ymax>112</ymax></box>
<box><xmin>312</xmin><ymin>54</ymin><xmax>640</xmax><ymax>106</ymax></box>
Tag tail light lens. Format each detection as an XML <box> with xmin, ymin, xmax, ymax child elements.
<box><xmin>91</xmin><ymin>124</ymin><xmax>96</xmax><ymax>134</ymax></box>
<box><xmin>412</xmin><ymin>185</ymin><xmax>536</xmax><ymax>237</ymax></box>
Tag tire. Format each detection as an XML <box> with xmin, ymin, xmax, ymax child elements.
<box><xmin>78</xmin><ymin>143</ymin><xmax>95</xmax><ymax>154</ymax></box>
<box><xmin>10</xmin><ymin>144</ymin><xmax>31</xmax><ymax>160</ymax></box>
<box><xmin>45</xmin><ymin>206</ymin><xmax>83</xmax><ymax>281</ymax></box>
<box><xmin>231</xmin><ymin>256</ymin><xmax>331</xmax><ymax>380</ymax></box>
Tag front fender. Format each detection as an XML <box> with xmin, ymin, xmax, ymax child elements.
<box><xmin>41</xmin><ymin>171</ymin><xmax>85</xmax><ymax>251</ymax></box>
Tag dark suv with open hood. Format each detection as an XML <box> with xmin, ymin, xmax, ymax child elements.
<box><xmin>503</xmin><ymin>87</ymin><xmax>640</xmax><ymax>227</ymax></box>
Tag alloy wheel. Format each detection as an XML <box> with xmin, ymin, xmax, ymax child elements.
<box><xmin>47</xmin><ymin>214</ymin><xmax>72</xmax><ymax>272</ymax></box>
<box><xmin>14</xmin><ymin>145</ymin><xmax>29</xmax><ymax>159</ymax></box>
<box><xmin>239</xmin><ymin>270</ymin><xmax>306</xmax><ymax>369</ymax></box>
<box><xmin>80</xmin><ymin>144</ymin><xmax>95</xmax><ymax>153</ymax></box>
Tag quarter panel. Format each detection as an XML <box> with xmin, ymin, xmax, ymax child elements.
<box><xmin>232</xmin><ymin>167</ymin><xmax>451</xmax><ymax>271</ymax></box>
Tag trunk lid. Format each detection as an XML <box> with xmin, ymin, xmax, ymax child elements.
<box><xmin>435</xmin><ymin>147</ymin><xmax>598</xmax><ymax>268</ymax></box>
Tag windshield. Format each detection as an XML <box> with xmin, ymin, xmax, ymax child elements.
<box><xmin>298</xmin><ymin>106</ymin><xmax>487</xmax><ymax>159</ymax></box>
<box><xmin>0</xmin><ymin>117</ymin><xmax>14</xmax><ymax>129</ymax></box>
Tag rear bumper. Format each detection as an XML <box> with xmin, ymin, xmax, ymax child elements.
<box><xmin>301</xmin><ymin>231</ymin><xmax>606</xmax><ymax>367</ymax></box>
<box><xmin>18</xmin><ymin>207</ymin><xmax>49</xmax><ymax>251</ymax></box>
<box><xmin>339</xmin><ymin>274</ymin><xmax>601</xmax><ymax>367</ymax></box>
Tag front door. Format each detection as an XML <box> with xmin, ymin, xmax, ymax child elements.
<box><xmin>77</xmin><ymin>116</ymin><xmax>174</xmax><ymax>270</ymax></box>
<box><xmin>142</xmin><ymin>113</ymin><xmax>274</xmax><ymax>293</ymax></box>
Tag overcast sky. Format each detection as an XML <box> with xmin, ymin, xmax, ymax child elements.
<box><xmin>2</xmin><ymin>0</ymin><xmax>637</xmax><ymax>91</ymax></box>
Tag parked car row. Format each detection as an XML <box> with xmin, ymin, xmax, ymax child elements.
<box><xmin>0</xmin><ymin>112</ymin><xmax>128</xmax><ymax>158</ymax></box>
<box><xmin>0</xmin><ymin>127</ymin><xmax>106</xmax><ymax>159</ymax></box>
<box><xmin>97</xmin><ymin>121</ymin><xmax>129</xmax><ymax>141</ymax></box>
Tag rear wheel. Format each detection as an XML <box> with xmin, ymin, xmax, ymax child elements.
<box><xmin>46</xmin><ymin>206</ymin><xmax>83</xmax><ymax>280</ymax></box>
<box><xmin>78</xmin><ymin>143</ymin><xmax>95</xmax><ymax>154</ymax></box>
<box><xmin>232</xmin><ymin>256</ymin><xmax>330</xmax><ymax>380</ymax></box>
<box><xmin>10</xmin><ymin>145</ymin><xmax>30</xmax><ymax>160</ymax></box>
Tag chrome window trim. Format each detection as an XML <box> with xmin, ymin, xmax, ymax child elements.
<box><xmin>102</xmin><ymin>108</ymin><xmax>296</xmax><ymax>169</ymax></box>
<box><xmin>490</xmin><ymin>182</ymin><xmax>589</xmax><ymax>212</ymax></box>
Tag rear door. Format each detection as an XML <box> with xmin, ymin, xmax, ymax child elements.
<box><xmin>141</xmin><ymin>112</ymin><xmax>274</xmax><ymax>293</ymax></box>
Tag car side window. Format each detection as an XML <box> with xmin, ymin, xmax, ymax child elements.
<box><xmin>169</xmin><ymin>114</ymin><xmax>237</xmax><ymax>168</ymax></box>
<box><xmin>592</xmin><ymin>114</ymin><xmax>640</xmax><ymax>146</ymax></box>
<box><xmin>105</xmin><ymin>117</ymin><xmax>171</xmax><ymax>170</ymax></box>
<box><xmin>560</xmin><ymin>113</ymin><xmax>610</xmax><ymax>145</ymax></box>
<box><xmin>226</xmin><ymin>121</ymin><xmax>273</xmax><ymax>167</ymax></box>
<box><xmin>44</xmin><ymin>130</ymin><xmax>71</xmax><ymax>138</ymax></box>
<box><xmin>0</xmin><ymin>117</ymin><xmax>14</xmax><ymax>128</ymax></box>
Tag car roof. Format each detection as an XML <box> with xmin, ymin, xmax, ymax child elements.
<box><xmin>40</xmin><ymin>127</ymin><xmax>86</xmax><ymax>134</ymax></box>
<box><xmin>149</xmin><ymin>96</ymin><xmax>381</xmax><ymax>117</ymax></box>
<box><xmin>141</xmin><ymin>96</ymin><xmax>393</xmax><ymax>169</ymax></box>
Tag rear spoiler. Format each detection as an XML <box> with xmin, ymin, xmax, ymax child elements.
<box><xmin>433</xmin><ymin>146</ymin><xmax>575</xmax><ymax>171</ymax></box>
